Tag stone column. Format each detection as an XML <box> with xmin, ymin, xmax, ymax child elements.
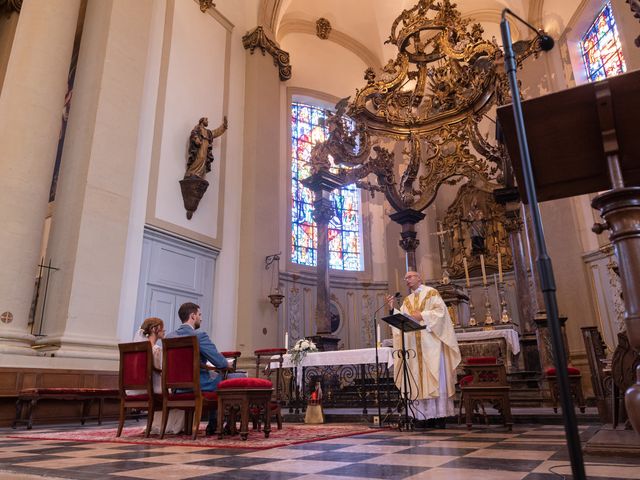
<box><xmin>494</xmin><ymin>188</ymin><xmax>534</xmax><ymax>331</ymax></box>
<box><xmin>389</xmin><ymin>209</ymin><xmax>426</xmax><ymax>272</ymax></box>
<box><xmin>0</xmin><ymin>0</ymin><xmax>82</xmax><ymax>353</ymax></box>
<box><xmin>34</xmin><ymin>0</ymin><xmax>154</xmax><ymax>365</ymax></box>
<box><xmin>238</xmin><ymin>25</ymin><xmax>286</xmax><ymax>357</ymax></box>
<box><xmin>302</xmin><ymin>170</ymin><xmax>342</xmax><ymax>351</ymax></box>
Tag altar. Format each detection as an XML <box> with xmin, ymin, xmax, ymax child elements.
<box><xmin>271</xmin><ymin>347</ymin><xmax>399</xmax><ymax>414</ymax></box>
<box><xmin>270</xmin><ymin>327</ymin><xmax>521</xmax><ymax>414</ymax></box>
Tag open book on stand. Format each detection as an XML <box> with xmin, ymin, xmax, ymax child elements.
<box><xmin>381</xmin><ymin>312</ymin><xmax>426</xmax><ymax>333</ymax></box>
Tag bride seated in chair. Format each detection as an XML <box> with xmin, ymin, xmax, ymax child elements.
<box><xmin>133</xmin><ymin>317</ymin><xmax>185</xmax><ymax>435</ymax></box>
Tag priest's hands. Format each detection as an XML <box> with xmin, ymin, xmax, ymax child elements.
<box><xmin>385</xmin><ymin>294</ymin><xmax>396</xmax><ymax>310</ymax></box>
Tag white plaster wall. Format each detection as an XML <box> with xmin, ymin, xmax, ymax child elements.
<box><xmin>117</xmin><ymin>0</ymin><xmax>166</xmax><ymax>342</ymax></box>
<box><xmin>154</xmin><ymin>1</ymin><xmax>227</xmax><ymax>238</ymax></box>
<box><xmin>208</xmin><ymin>0</ymin><xmax>253</xmax><ymax>351</ymax></box>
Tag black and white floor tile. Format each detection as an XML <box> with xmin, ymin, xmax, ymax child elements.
<box><xmin>0</xmin><ymin>424</ymin><xmax>638</xmax><ymax>480</ymax></box>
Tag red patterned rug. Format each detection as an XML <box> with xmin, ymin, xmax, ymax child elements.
<box><xmin>8</xmin><ymin>423</ymin><xmax>379</xmax><ymax>450</ymax></box>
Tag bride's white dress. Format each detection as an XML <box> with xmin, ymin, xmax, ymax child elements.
<box><xmin>132</xmin><ymin>331</ymin><xmax>185</xmax><ymax>435</ymax></box>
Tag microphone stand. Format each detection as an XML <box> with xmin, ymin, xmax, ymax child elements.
<box><xmin>500</xmin><ymin>10</ymin><xmax>586</xmax><ymax>480</ymax></box>
<box><xmin>371</xmin><ymin>296</ymin><xmax>395</xmax><ymax>428</ymax></box>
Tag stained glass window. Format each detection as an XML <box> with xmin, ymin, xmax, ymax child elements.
<box><xmin>580</xmin><ymin>2</ymin><xmax>627</xmax><ymax>82</ymax></box>
<box><xmin>291</xmin><ymin>102</ymin><xmax>363</xmax><ymax>271</ymax></box>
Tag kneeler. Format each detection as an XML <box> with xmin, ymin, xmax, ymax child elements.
<box><xmin>216</xmin><ymin>377</ymin><xmax>273</xmax><ymax>441</ymax></box>
<box><xmin>458</xmin><ymin>356</ymin><xmax>512</xmax><ymax>431</ymax></box>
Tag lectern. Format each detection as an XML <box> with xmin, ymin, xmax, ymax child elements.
<box><xmin>382</xmin><ymin>313</ymin><xmax>426</xmax><ymax>430</ymax></box>
<box><xmin>497</xmin><ymin>69</ymin><xmax>640</xmax><ymax>433</ymax></box>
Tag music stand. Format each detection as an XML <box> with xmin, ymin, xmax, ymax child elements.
<box><xmin>382</xmin><ymin>313</ymin><xmax>426</xmax><ymax>431</ymax></box>
<box><xmin>497</xmin><ymin>68</ymin><xmax>640</xmax><ymax>419</ymax></box>
<box><xmin>496</xmin><ymin>35</ymin><xmax>640</xmax><ymax>477</ymax></box>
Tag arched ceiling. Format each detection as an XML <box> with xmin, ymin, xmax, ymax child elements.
<box><xmin>260</xmin><ymin>0</ymin><xmax>586</xmax><ymax>68</ymax></box>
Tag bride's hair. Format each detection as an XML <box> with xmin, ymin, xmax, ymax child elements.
<box><xmin>139</xmin><ymin>317</ymin><xmax>164</xmax><ymax>337</ymax></box>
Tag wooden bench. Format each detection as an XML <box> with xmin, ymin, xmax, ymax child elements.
<box><xmin>12</xmin><ymin>387</ymin><xmax>119</xmax><ymax>430</ymax></box>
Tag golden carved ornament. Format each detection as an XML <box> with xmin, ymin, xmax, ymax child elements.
<box><xmin>242</xmin><ymin>26</ymin><xmax>292</xmax><ymax>81</ymax></box>
<box><xmin>198</xmin><ymin>0</ymin><xmax>215</xmax><ymax>13</ymax></box>
<box><xmin>316</xmin><ymin>18</ymin><xmax>332</xmax><ymax>39</ymax></box>
<box><xmin>308</xmin><ymin>0</ymin><xmax>544</xmax><ymax>216</ymax></box>
<box><xmin>0</xmin><ymin>0</ymin><xmax>21</xmax><ymax>14</ymax></box>
<box><xmin>441</xmin><ymin>183</ymin><xmax>513</xmax><ymax>280</ymax></box>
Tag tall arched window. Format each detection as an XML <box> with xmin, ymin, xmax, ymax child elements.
<box><xmin>580</xmin><ymin>2</ymin><xmax>627</xmax><ymax>82</ymax></box>
<box><xmin>290</xmin><ymin>102</ymin><xmax>363</xmax><ymax>271</ymax></box>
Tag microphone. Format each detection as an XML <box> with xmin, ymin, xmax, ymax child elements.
<box><xmin>537</xmin><ymin>34</ymin><xmax>555</xmax><ymax>52</ymax></box>
<box><xmin>502</xmin><ymin>8</ymin><xmax>554</xmax><ymax>52</ymax></box>
<box><xmin>394</xmin><ymin>292</ymin><xmax>401</xmax><ymax>299</ymax></box>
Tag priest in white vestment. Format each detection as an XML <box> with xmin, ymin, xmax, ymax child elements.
<box><xmin>387</xmin><ymin>271</ymin><xmax>461</xmax><ymax>426</ymax></box>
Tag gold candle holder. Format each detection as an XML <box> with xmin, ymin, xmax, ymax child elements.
<box><xmin>499</xmin><ymin>281</ymin><xmax>511</xmax><ymax>324</ymax></box>
<box><xmin>467</xmin><ymin>289</ymin><xmax>477</xmax><ymax>327</ymax></box>
<box><xmin>483</xmin><ymin>285</ymin><xmax>494</xmax><ymax>330</ymax></box>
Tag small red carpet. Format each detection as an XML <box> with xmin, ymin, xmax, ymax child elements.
<box><xmin>9</xmin><ymin>423</ymin><xmax>379</xmax><ymax>450</ymax></box>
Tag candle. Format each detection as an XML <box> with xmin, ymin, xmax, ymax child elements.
<box><xmin>480</xmin><ymin>254</ymin><xmax>487</xmax><ymax>285</ymax></box>
<box><xmin>376</xmin><ymin>323</ymin><xmax>381</xmax><ymax>344</ymax></box>
<box><xmin>462</xmin><ymin>256</ymin><xmax>470</xmax><ymax>288</ymax></box>
<box><xmin>395</xmin><ymin>269</ymin><xmax>400</xmax><ymax>292</ymax></box>
<box><xmin>285</xmin><ymin>331</ymin><xmax>289</xmax><ymax>349</ymax></box>
<box><xmin>497</xmin><ymin>250</ymin><xmax>503</xmax><ymax>283</ymax></box>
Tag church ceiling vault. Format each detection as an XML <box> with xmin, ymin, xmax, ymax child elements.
<box><xmin>265</xmin><ymin>0</ymin><xmax>587</xmax><ymax>68</ymax></box>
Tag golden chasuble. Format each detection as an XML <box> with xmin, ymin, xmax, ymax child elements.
<box><xmin>392</xmin><ymin>285</ymin><xmax>461</xmax><ymax>399</ymax></box>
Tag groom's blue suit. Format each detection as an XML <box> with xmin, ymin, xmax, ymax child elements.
<box><xmin>166</xmin><ymin>323</ymin><xmax>231</xmax><ymax>433</ymax></box>
<box><xmin>166</xmin><ymin>323</ymin><xmax>228</xmax><ymax>392</ymax></box>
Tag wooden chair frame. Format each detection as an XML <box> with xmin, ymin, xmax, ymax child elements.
<box><xmin>161</xmin><ymin>336</ymin><xmax>217</xmax><ymax>440</ymax></box>
<box><xmin>459</xmin><ymin>362</ymin><xmax>513</xmax><ymax>431</ymax></box>
<box><xmin>254</xmin><ymin>349</ymin><xmax>286</xmax><ymax>429</ymax></box>
<box><xmin>117</xmin><ymin>341</ymin><xmax>157</xmax><ymax>438</ymax></box>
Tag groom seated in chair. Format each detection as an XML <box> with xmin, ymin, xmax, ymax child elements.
<box><xmin>167</xmin><ymin>302</ymin><xmax>244</xmax><ymax>436</ymax></box>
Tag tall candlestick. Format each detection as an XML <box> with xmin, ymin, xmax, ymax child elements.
<box><xmin>395</xmin><ymin>269</ymin><xmax>400</xmax><ymax>292</ymax></box>
<box><xmin>376</xmin><ymin>323</ymin><xmax>381</xmax><ymax>345</ymax></box>
<box><xmin>462</xmin><ymin>256</ymin><xmax>470</xmax><ymax>287</ymax></box>
<box><xmin>497</xmin><ymin>250</ymin><xmax>503</xmax><ymax>283</ymax></box>
<box><xmin>285</xmin><ymin>331</ymin><xmax>289</xmax><ymax>350</ymax></box>
<box><xmin>480</xmin><ymin>254</ymin><xmax>487</xmax><ymax>285</ymax></box>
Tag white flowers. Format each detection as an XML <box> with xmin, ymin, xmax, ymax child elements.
<box><xmin>289</xmin><ymin>338</ymin><xmax>318</xmax><ymax>365</ymax></box>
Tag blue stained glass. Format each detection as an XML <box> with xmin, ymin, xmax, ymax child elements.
<box><xmin>580</xmin><ymin>3</ymin><xmax>626</xmax><ymax>82</ymax></box>
<box><xmin>290</xmin><ymin>102</ymin><xmax>363</xmax><ymax>270</ymax></box>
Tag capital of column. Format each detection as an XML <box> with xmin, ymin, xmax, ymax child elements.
<box><xmin>312</xmin><ymin>198</ymin><xmax>335</xmax><ymax>224</ymax></box>
<box><xmin>399</xmin><ymin>231</ymin><xmax>420</xmax><ymax>252</ymax></box>
<box><xmin>242</xmin><ymin>26</ymin><xmax>291</xmax><ymax>81</ymax></box>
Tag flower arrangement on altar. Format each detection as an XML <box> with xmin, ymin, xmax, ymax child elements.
<box><xmin>289</xmin><ymin>338</ymin><xmax>318</xmax><ymax>366</ymax></box>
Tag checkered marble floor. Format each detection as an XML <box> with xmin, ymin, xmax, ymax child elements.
<box><xmin>0</xmin><ymin>424</ymin><xmax>638</xmax><ymax>480</ymax></box>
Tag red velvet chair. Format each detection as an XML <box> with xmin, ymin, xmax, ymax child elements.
<box><xmin>254</xmin><ymin>348</ymin><xmax>287</xmax><ymax>429</ymax></box>
<box><xmin>458</xmin><ymin>356</ymin><xmax>512</xmax><ymax>431</ymax></box>
<box><xmin>117</xmin><ymin>341</ymin><xmax>159</xmax><ymax>438</ymax></box>
<box><xmin>160</xmin><ymin>336</ymin><xmax>218</xmax><ymax>440</ymax></box>
<box><xmin>545</xmin><ymin>366</ymin><xmax>586</xmax><ymax>413</ymax></box>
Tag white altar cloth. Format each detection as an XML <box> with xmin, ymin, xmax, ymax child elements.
<box><xmin>455</xmin><ymin>329</ymin><xmax>520</xmax><ymax>355</ymax></box>
<box><xmin>272</xmin><ymin>347</ymin><xmax>395</xmax><ymax>387</ymax></box>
